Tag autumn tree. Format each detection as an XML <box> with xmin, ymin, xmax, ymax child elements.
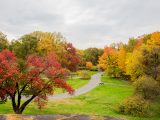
<box><xmin>35</xmin><ymin>32</ymin><xmax>55</xmax><ymax>55</ymax></box>
<box><xmin>99</xmin><ymin>46</ymin><xmax>128</xmax><ymax>78</ymax></box>
<box><xmin>98</xmin><ymin>47</ymin><xmax>113</xmax><ymax>70</ymax></box>
<box><xmin>143</xmin><ymin>34</ymin><xmax>151</xmax><ymax>44</ymax></box>
<box><xmin>97</xmin><ymin>53</ymin><xmax>107</xmax><ymax>70</ymax></box>
<box><xmin>98</xmin><ymin>47</ymin><xmax>117</xmax><ymax>71</ymax></box>
<box><xmin>105</xmin><ymin>49</ymin><xmax>122</xmax><ymax>77</ymax></box>
<box><xmin>125</xmin><ymin>49</ymin><xmax>143</xmax><ymax>80</ymax></box>
<box><xmin>31</xmin><ymin>32</ymin><xmax>80</xmax><ymax>71</ymax></box>
<box><xmin>126</xmin><ymin>31</ymin><xmax>160</xmax><ymax>81</ymax></box>
<box><xmin>117</xmin><ymin>47</ymin><xmax>127</xmax><ymax>72</ymax></box>
<box><xmin>127</xmin><ymin>45</ymin><xmax>160</xmax><ymax>99</ymax></box>
<box><xmin>86</xmin><ymin>61</ymin><xmax>93</xmax><ymax>70</ymax></box>
<box><xmin>147</xmin><ymin>32</ymin><xmax>160</xmax><ymax>46</ymax></box>
<box><xmin>83</xmin><ymin>48</ymin><xmax>103</xmax><ymax>65</ymax></box>
<box><xmin>31</xmin><ymin>31</ymin><xmax>66</xmax><ymax>56</ymax></box>
<box><xmin>61</xmin><ymin>43</ymin><xmax>80</xmax><ymax>71</ymax></box>
<box><xmin>0</xmin><ymin>32</ymin><xmax>9</xmax><ymax>51</ymax></box>
<box><xmin>76</xmin><ymin>49</ymin><xmax>86</xmax><ymax>68</ymax></box>
<box><xmin>0</xmin><ymin>50</ymin><xmax>74</xmax><ymax>114</ymax></box>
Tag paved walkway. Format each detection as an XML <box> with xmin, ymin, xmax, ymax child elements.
<box><xmin>48</xmin><ymin>72</ymin><xmax>103</xmax><ymax>100</ymax></box>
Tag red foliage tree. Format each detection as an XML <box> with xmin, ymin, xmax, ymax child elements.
<box><xmin>0</xmin><ymin>50</ymin><xmax>74</xmax><ymax>114</ymax></box>
<box><xmin>63</xmin><ymin>43</ymin><xmax>80</xmax><ymax>72</ymax></box>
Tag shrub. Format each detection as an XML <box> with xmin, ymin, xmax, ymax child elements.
<box><xmin>91</xmin><ymin>66</ymin><xmax>98</xmax><ymax>71</ymax></box>
<box><xmin>134</xmin><ymin>76</ymin><xmax>160</xmax><ymax>99</ymax></box>
<box><xmin>78</xmin><ymin>71</ymin><xmax>91</xmax><ymax>80</ymax></box>
<box><xmin>119</xmin><ymin>95</ymin><xmax>150</xmax><ymax>117</ymax></box>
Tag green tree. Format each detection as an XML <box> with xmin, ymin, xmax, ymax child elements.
<box><xmin>10</xmin><ymin>35</ymin><xmax>38</xmax><ymax>59</ymax></box>
<box><xmin>124</xmin><ymin>38</ymin><xmax>137</xmax><ymax>52</ymax></box>
<box><xmin>83</xmin><ymin>48</ymin><xmax>103</xmax><ymax>65</ymax></box>
<box><xmin>0</xmin><ymin>32</ymin><xmax>9</xmax><ymax>51</ymax></box>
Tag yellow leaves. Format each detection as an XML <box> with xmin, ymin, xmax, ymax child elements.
<box><xmin>86</xmin><ymin>61</ymin><xmax>93</xmax><ymax>70</ymax></box>
<box><xmin>147</xmin><ymin>32</ymin><xmax>160</xmax><ymax>46</ymax></box>
<box><xmin>76</xmin><ymin>49</ymin><xmax>84</xmax><ymax>56</ymax></box>
<box><xmin>97</xmin><ymin>53</ymin><xmax>107</xmax><ymax>70</ymax></box>
<box><xmin>125</xmin><ymin>50</ymin><xmax>141</xmax><ymax>76</ymax></box>
<box><xmin>36</xmin><ymin>32</ymin><xmax>55</xmax><ymax>55</ymax></box>
<box><xmin>118</xmin><ymin>48</ymin><xmax>126</xmax><ymax>72</ymax></box>
<box><xmin>98</xmin><ymin>47</ymin><xmax>118</xmax><ymax>71</ymax></box>
<box><xmin>30</xmin><ymin>31</ymin><xmax>65</xmax><ymax>55</ymax></box>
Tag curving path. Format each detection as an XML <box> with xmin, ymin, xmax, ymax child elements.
<box><xmin>48</xmin><ymin>72</ymin><xmax>103</xmax><ymax>100</ymax></box>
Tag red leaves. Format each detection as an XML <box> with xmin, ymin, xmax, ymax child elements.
<box><xmin>46</xmin><ymin>52</ymin><xmax>61</xmax><ymax>69</ymax></box>
<box><xmin>0</xmin><ymin>50</ymin><xmax>19</xmax><ymax>98</ymax></box>
<box><xmin>27</xmin><ymin>55</ymin><xmax>45</xmax><ymax>68</ymax></box>
<box><xmin>25</xmin><ymin>53</ymin><xmax>74</xmax><ymax>95</ymax></box>
<box><xmin>34</xmin><ymin>95</ymin><xmax>48</xmax><ymax>110</ymax></box>
<box><xmin>104</xmin><ymin>47</ymin><xmax>116</xmax><ymax>56</ymax></box>
<box><xmin>54</xmin><ymin>78</ymin><xmax>74</xmax><ymax>95</ymax></box>
<box><xmin>62</xmin><ymin>43</ymin><xmax>80</xmax><ymax>71</ymax></box>
<box><xmin>0</xmin><ymin>50</ymin><xmax>74</xmax><ymax>109</ymax></box>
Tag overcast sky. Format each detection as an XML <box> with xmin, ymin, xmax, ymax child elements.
<box><xmin>0</xmin><ymin>0</ymin><xmax>159</xmax><ymax>49</ymax></box>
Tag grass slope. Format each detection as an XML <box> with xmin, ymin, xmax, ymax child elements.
<box><xmin>0</xmin><ymin>73</ymin><xmax>159</xmax><ymax>120</ymax></box>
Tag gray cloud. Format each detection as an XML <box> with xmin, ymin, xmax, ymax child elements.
<box><xmin>0</xmin><ymin>0</ymin><xmax>160</xmax><ymax>49</ymax></box>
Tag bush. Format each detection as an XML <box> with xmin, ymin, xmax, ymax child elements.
<box><xmin>78</xmin><ymin>71</ymin><xmax>91</xmax><ymax>80</ymax></box>
<box><xmin>134</xmin><ymin>76</ymin><xmax>160</xmax><ymax>99</ymax></box>
<box><xmin>91</xmin><ymin>66</ymin><xmax>98</xmax><ymax>71</ymax></box>
<box><xmin>119</xmin><ymin>95</ymin><xmax>150</xmax><ymax>117</ymax></box>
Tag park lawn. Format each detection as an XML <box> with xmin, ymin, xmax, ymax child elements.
<box><xmin>54</xmin><ymin>77</ymin><xmax>90</xmax><ymax>93</ymax></box>
<box><xmin>85</xmin><ymin>70</ymin><xmax>98</xmax><ymax>76</ymax></box>
<box><xmin>55</xmin><ymin>70</ymin><xmax>98</xmax><ymax>93</ymax></box>
<box><xmin>101</xmin><ymin>74</ymin><xmax>130</xmax><ymax>85</ymax></box>
<box><xmin>1</xmin><ymin>72</ymin><xmax>159</xmax><ymax>120</ymax></box>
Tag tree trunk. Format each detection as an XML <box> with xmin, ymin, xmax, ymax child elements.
<box><xmin>11</xmin><ymin>94</ymin><xmax>36</xmax><ymax>114</ymax></box>
<box><xmin>19</xmin><ymin>95</ymin><xmax>36</xmax><ymax>114</ymax></box>
<box><xmin>14</xmin><ymin>108</ymin><xmax>22</xmax><ymax>114</ymax></box>
<box><xmin>11</xmin><ymin>94</ymin><xmax>17</xmax><ymax>113</ymax></box>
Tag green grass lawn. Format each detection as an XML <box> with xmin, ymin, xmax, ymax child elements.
<box><xmin>0</xmin><ymin>72</ymin><xmax>159</xmax><ymax>120</ymax></box>
<box><xmin>101</xmin><ymin>74</ymin><xmax>130</xmax><ymax>85</ymax></box>
<box><xmin>55</xmin><ymin>70</ymin><xmax>98</xmax><ymax>93</ymax></box>
<box><xmin>54</xmin><ymin>77</ymin><xmax>90</xmax><ymax>93</ymax></box>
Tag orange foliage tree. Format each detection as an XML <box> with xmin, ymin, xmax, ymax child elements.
<box><xmin>86</xmin><ymin>61</ymin><xmax>93</xmax><ymax>70</ymax></box>
<box><xmin>147</xmin><ymin>32</ymin><xmax>160</xmax><ymax>46</ymax></box>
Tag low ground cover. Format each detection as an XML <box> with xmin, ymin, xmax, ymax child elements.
<box><xmin>0</xmin><ymin>73</ymin><xmax>159</xmax><ymax>120</ymax></box>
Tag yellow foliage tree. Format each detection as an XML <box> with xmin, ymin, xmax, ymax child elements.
<box><xmin>118</xmin><ymin>48</ymin><xmax>126</xmax><ymax>72</ymax></box>
<box><xmin>98</xmin><ymin>53</ymin><xmax>107</xmax><ymax>70</ymax></box>
<box><xmin>31</xmin><ymin>31</ymin><xmax>65</xmax><ymax>56</ymax></box>
<box><xmin>147</xmin><ymin>32</ymin><xmax>160</xmax><ymax>46</ymax></box>
<box><xmin>76</xmin><ymin>49</ymin><xmax>85</xmax><ymax>67</ymax></box>
<box><xmin>98</xmin><ymin>47</ymin><xmax>114</xmax><ymax>70</ymax></box>
<box><xmin>36</xmin><ymin>32</ymin><xmax>54</xmax><ymax>55</ymax></box>
<box><xmin>86</xmin><ymin>62</ymin><xmax>93</xmax><ymax>70</ymax></box>
<box><xmin>125</xmin><ymin>49</ymin><xmax>142</xmax><ymax>80</ymax></box>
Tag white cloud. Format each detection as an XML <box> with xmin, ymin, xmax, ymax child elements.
<box><xmin>0</xmin><ymin>0</ymin><xmax>160</xmax><ymax>49</ymax></box>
